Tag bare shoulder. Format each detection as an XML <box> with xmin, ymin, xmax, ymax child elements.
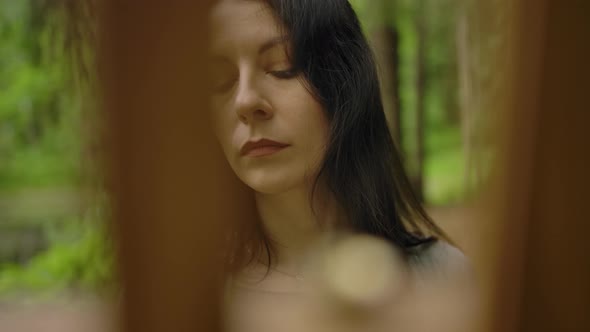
<box><xmin>405</xmin><ymin>240</ymin><xmax>480</xmax><ymax>329</ymax></box>
<box><xmin>407</xmin><ymin>239</ymin><xmax>475</xmax><ymax>285</ymax></box>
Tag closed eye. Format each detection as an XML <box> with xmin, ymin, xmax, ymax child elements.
<box><xmin>268</xmin><ymin>68</ymin><xmax>298</xmax><ymax>79</ymax></box>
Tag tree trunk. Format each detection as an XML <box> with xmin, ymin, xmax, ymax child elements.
<box><xmin>456</xmin><ymin>3</ymin><xmax>475</xmax><ymax>193</ymax></box>
<box><xmin>371</xmin><ymin>25</ymin><xmax>403</xmax><ymax>151</ymax></box>
<box><xmin>412</xmin><ymin>0</ymin><xmax>427</xmax><ymax>202</ymax></box>
<box><xmin>444</xmin><ymin>45</ymin><xmax>460</xmax><ymax>126</ymax></box>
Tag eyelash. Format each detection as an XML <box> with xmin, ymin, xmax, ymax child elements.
<box><xmin>267</xmin><ymin>68</ymin><xmax>298</xmax><ymax>79</ymax></box>
<box><xmin>212</xmin><ymin>68</ymin><xmax>298</xmax><ymax>94</ymax></box>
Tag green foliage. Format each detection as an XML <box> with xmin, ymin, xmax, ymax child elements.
<box><xmin>0</xmin><ymin>0</ymin><xmax>80</xmax><ymax>190</ymax></box>
<box><xmin>424</xmin><ymin>127</ymin><xmax>465</xmax><ymax>204</ymax></box>
<box><xmin>352</xmin><ymin>0</ymin><xmax>467</xmax><ymax>205</ymax></box>
<box><xmin>0</xmin><ymin>220</ymin><xmax>115</xmax><ymax>295</ymax></box>
<box><xmin>0</xmin><ymin>0</ymin><xmax>108</xmax><ymax>295</ymax></box>
<box><xmin>0</xmin><ymin>125</ymin><xmax>81</xmax><ymax>189</ymax></box>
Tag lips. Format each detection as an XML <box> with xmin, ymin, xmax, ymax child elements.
<box><xmin>240</xmin><ymin>138</ymin><xmax>290</xmax><ymax>157</ymax></box>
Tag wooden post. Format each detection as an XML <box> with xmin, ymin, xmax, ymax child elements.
<box><xmin>99</xmin><ymin>1</ymin><xmax>252</xmax><ymax>331</ymax></box>
<box><xmin>484</xmin><ymin>1</ymin><xmax>590</xmax><ymax>331</ymax></box>
<box><xmin>412</xmin><ymin>0</ymin><xmax>428</xmax><ymax>202</ymax></box>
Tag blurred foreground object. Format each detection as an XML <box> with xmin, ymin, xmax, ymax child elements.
<box><xmin>482</xmin><ymin>0</ymin><xmax>590</xmax><ymax>331</ymax></box>
<box><xmin>99</xmin><ymin>1</ymin><xmax>252</xmax><ymax>332</ymax></box>
<box><xmin>224</xmin><ymin>233</ymin><xmax>476</xmax><ymax>332</ymax></box>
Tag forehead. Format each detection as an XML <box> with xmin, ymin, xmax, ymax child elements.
<box><xmin>209</xmin><ymin>0</ymin><xmax>282</xmax><ymax>52</ymax></box>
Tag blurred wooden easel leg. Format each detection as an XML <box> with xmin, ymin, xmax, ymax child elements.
<box><xmin>487</xmin><ymin>1</ymin><xmax>590</xmax><ymax>332</ymax></box>
<box><xmin>100</xmin><ymin>1</ymin><xmax>250</xmax><ymax>332</ymax></box>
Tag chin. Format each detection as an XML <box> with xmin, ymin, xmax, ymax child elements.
<box><xmin>238</xmin><ymin>170</ymin><xmax>303</xmax><ymax>195</ymax></box>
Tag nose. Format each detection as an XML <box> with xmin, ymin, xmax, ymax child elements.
<box><xmin>234</xmin><ymin>74</ymin><xmax>273</xmax><ymax>124</ymax></box>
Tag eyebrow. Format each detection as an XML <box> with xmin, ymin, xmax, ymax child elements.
<box><xmin>258</xmin><ymin>36</ymin><xmax>289</xmax><ymax>55</ymax></box>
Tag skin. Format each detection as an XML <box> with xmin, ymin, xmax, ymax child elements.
<box><xmin>209</xmin><ymin>0</ymin><xmax>342</xmax><ymax>281</ymax></box>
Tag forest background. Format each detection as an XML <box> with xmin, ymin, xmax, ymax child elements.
<box><xmin>0</xmin><ymin>0</ymin><xmax>503</xmax><ymax>296</ymax></box>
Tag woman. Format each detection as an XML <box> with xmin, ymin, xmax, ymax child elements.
<box><xmin>208</xmin><ymin>0</ymin><xmax>474</xmax><ymax>330</ymax></box>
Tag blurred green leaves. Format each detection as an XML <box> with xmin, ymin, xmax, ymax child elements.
<box><xmin>0</xmin><ymin>221</ymin><xmax>114</xmax><ymax>295</ymax></box>
<box><xmin>0</xmin><ymin>0</ymin><xmax>108</xmax><ymax>295</ymax></box>
<box><xmin>0</xmin><ymin>0</ymin><xmax>81</xmax><ymax>190</ymax></box>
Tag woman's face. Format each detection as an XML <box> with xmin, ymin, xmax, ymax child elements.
<box><xmin>209</xmin><ymin>0</ymin><xmax>329</xmax><ymax>194</ymax></box>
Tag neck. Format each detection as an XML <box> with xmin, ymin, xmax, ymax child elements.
<box><xmin>254</xmin><ymin>183</ymin><xmax>342</xmax><ymax>273</ymax></box>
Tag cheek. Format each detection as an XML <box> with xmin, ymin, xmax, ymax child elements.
<box><xmin>283</xmin><ymin>81</ymin><xmax>328</xmax><ymax>133</ymax></box>
<box><xmin>302</xmin><ymin>100</ymin><xmax>329</xmax><ymax>145</ymax></box>
<box><xmin>290</xmin><ymin>100</ymin><xmax>330</xmax><ymax>170</ymax></box>
<box><xmin>310</xmin><ymin>116</ymin><xmax>330</xmax><ymax>165</ymax></box>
